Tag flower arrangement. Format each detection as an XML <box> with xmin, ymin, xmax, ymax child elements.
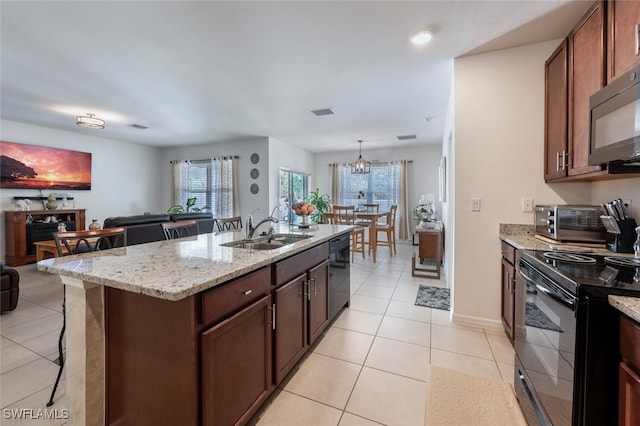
<box><xmin>356</xmin><ymin>191</ymin><xmax>366</xmax><ymax>200</ymax></box>
<box><xmin>414</xmin><ymin>194</ymin><xmax>436</xmax><ymax>223</ymax></box>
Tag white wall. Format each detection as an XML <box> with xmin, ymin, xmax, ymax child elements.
<box><xmin>1</xmin><ymin>119</ymin><xmax>163</xmax><ymax>262</ymax></box>
<box><xmin>267</xmin><ymin>138</ymin><xmax>316</xmax><ymax>213</ymax></box>
<box><xmin>590</xmin><ymin>178</ymin><xmax>640</xmax><ymax>219</ymax></box>
<box><xmin>453</xmin><ymin>40</ymin><xmax>592</xmax><ymax>327</ymax></box>
<box><xmin>313</xmin><ymin>144</ymin><xmax>443</xmax><ymax>235</ymax></box>
<box><xmin>160</xmin><ymin>138</ymin><xmax>270</xmax><ymax>222</ymax></box>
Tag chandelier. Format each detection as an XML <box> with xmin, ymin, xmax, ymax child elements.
<box><xmin>351</xmin><ymin>140</ymin><xmax>370</xmax><ymax>174</ymax></box>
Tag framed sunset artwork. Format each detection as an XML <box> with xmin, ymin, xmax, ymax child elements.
<box><xmin>0</xmin><ymin>141</ymin><xmax>92</xmax><ymax>190</ymax></box>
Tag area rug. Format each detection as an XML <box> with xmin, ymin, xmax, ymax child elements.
<box><xmin>415</xmin><ymin>285</ymin><xmax>450</xmax><ymax>311</ymax></box>
<box><xmin>426</xmin><ymin>366</ymin><xmax>527</xmax><ymax>426</ymax></box>
<box><xmin>525</xmin><ymin>302</ymin><xmax>563</xmax><ymax>332</ymax></box>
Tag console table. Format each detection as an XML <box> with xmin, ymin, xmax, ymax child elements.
<box><xmin>4</xmin><ymin>209</ymin><xmax>86</xmax><ymax>266</ymax></box>
<box><xmin>412</xmin><ymin>222</ymin><xmax>444</xmax><ymax>279</ymax></box>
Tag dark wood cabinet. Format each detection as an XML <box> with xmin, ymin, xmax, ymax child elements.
<box><xmin>3</xmin><ymin>208</ymin><xmax>86</xmax><ymax>266</ymax></box>
<box><xmin>273</xmin><ymin>242</ymin><xmax>330</xmax><ymax>384</ymax></box>
<box><xmin>273</xmin><ymin>273</ymin><xmax>308</xmax><ymax>384</ymax></box>
<box><xmin>500</xmin><ymin>241</ymin><xmax>516</xmax><ymax>341</ymax></box>
<box><xmin>567</xmin><ymin>1</ymin><xmax>606</xmax><ymax>177</ymax></box>
<box><xmin>608</xmin><ymin>0</ymin><xmax>640</xmax><ymax>83</ymax></box>
<box><xmin>307</xmin><ymin>259</ymin><xmax>330</xmax><ymax>346</ymax></box>
<box><xmin>619</xmin><ymin>315</ymin><xmax>640</xmax><ymax>426</ymax></box>
<box><xmin>201</xmin><ymin>294</ymin><xmax>273</xmax><ymax>426</ymax></box>
<box><xmin>544</xmin><ymin>40</ymin><xmax>569</xmax><ymax>181</ymax></box>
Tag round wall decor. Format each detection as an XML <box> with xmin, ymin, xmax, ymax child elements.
<box><xmin>250</xmin><ymin>153</ymin><xmax>260</xmax><ymax>164</ymax></box>
<box><xmin>250</xmin><ymin>168</ymin><xmax>259</xmax><ymax>179</ymax></box>
<box><xmin>250</xmin><ymin>183</ymin><xmax>259</xmax><ymax>194</ymax></box>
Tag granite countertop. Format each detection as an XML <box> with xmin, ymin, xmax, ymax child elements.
<box><xmin>37</xmin><ymin>224</ymin><xmax>352</xmax><ymax>301</ymax></box>
<box><xmin>609</xmin><ymin>295</ymin><xmax>640</xmax><ymax>323</ymax></box>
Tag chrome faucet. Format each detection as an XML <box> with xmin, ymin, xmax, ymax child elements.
<box><xmin>246</xmin><ymin>206</ymin><xmax>280</xmax><ymax>240</ymax></box>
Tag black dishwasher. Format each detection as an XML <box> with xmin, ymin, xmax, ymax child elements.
<box><xmin>328</xmin><ymin>232</ymin><xmax>350</xmax><ymax>322</ymax></box>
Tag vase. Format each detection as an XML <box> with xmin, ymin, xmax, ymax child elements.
<box><xmin>88</xmin><ymin>219</ymin><xmax>101</xmax><ymax>231</ymax></box>
<box><xmin>46</xmin><ymin>194</ymin><xmax>58</xmax><ymax>210</ymax></box>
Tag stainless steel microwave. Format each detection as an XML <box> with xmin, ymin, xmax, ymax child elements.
<box><xmin>589</xmin><ymin>65</ymin><xmax>640</xmax><ymax>165</ymax></box>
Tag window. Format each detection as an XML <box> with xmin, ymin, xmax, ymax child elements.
<box><xmin>279</xmin><ymin>169</ymin><xmax>309</xmax><ymax>224</ymax></box>
<box><xmin>337</xmin><ymin>163</ymin><xmax>401</xmax><ymax>211</ymax></box>
<box><xmin>171</xmin><ymin>158</ymin><xmax>237</xmax><ymax>218</ymax></box>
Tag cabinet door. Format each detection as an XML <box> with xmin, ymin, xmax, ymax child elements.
<box><xmin>568</xmin><ymin>1</ymin><xmax>605</xmax><ymax>177</ymax></box>
<box><xmin>308</xmin><ymin>259</ymin><xmax>330</xmax><ymax>346</ymax></box>
<box><xmin>545</xmin><ymin>40</ymin><xmax>569</xmax><ymax>181</ymax></box>
<box><xmin>501</xmin><ymin>257</ymin><xmax>515</xmax><ymax>341</ymax></box>
<box><xmin>201</xmin><ymin>294</ymin><xmax>273</xmax><ymax>426</ymax></box>
<box><xmin>608</xmin><ymin>0</ymin><xmax>640</xmax><ymax>83</ymax></box>
<box><xmin>619</xmin><ymin>362</ymin><xmax>640</xmax><ymax>426</ymax></box>
<box><xmin>274</xmin><ymin>273</ymin><xmax>308</xmax><ymax>384</ymax></box>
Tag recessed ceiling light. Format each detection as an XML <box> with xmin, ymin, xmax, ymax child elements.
<box><xmin>410</xmin><ymin>30</ymin><xmax>433</xmax><ymax>45</ymax></box>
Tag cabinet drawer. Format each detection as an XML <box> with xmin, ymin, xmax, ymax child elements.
<box><xmin>501</xmin><ymin>241</ymin><xmax>515</xmax><ymax>265</ymax></box>
<box><xmin>202</xmin><ymin>267</ymin><xmax>271</xmax><ymax>326</ymax></box>
<box><xmin>621</xmin><ymin>315</ymin><xmax>640</xmax><ymax>372</ymax></box>
<box><xmin>274</xmin><ymin>243</ymin><xmax>329</xmax><ymax>286</ymax></box>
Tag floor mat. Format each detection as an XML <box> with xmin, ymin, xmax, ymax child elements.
<box><xmin>415</xmin><ymin>285</ymin><xmax>450</xmax><ymax>310</ymax></box>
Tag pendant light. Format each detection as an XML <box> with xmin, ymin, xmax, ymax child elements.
<box><xmin>351</xmin><ymin>140</ymin><xmax>370</xmax><ymax>174</ymax></box>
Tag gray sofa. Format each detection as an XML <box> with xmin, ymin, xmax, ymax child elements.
<box><xmin>103</xmin><ymin>213</ymin><xmax>215</xmax><ymax>245</ymax></box>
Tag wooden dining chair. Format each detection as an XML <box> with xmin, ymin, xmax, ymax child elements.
<box><xmin>330</xmin><ymin>205</ymin><xmax>365</xmax><ymax>261</ymax></box>
<box><xmin>371</xmin><ymin>204</ymin><xmax>398</xmax><ymax>257</ymax></box>
<box><xmin>48</xmin><ymin>227</ymin><xmax>127</xmax><ymax>407</ymax></box>
<box><xmin>216</xmin><ymin>216</ymin><xmax>243</xmax><ymax>232</ymax></box>
<box><xmin>162</xmin><ymin>220</ymin><xmax>198</xmax><ymax>239</ymax></box>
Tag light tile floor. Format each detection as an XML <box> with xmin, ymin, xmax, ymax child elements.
<box><xmin>1</xmin><ymin>242</ymin><xmax>520</xmax><ymax>425</ymax></box>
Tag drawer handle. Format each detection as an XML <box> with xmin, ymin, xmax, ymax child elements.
<box><xmin>243</xmin><ymin>289</ymin><xmax>252</xmax><ymax>296</ymax></box>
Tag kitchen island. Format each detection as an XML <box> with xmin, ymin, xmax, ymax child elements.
<box><xmin>37</xmin><ymin>224</ymin><xmax>352</xmax><ymax>426</ymax></box>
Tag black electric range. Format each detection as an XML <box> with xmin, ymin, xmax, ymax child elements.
<box><xmin>514</xmin><ymin>250</ymin><xmax>640</xmax><ymax>426</ymax></box>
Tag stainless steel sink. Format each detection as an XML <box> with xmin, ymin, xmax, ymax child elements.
<box><xmin>220</xmin><ymin>233</ymin><xmax>312</xmax><ymax>250</ymax></box>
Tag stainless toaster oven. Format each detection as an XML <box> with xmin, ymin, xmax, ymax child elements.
<box><xmin>534</xmin><ymin>205</ymin><xmax>606</xmax><ymax>243</ymax></box>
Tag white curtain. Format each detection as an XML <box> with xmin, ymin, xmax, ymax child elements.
<box><xmin>211</xmin><ymin>157</ymin><xmax>238</xmax><ymax>218</ymax></box>
<box><xmin>171</xmin><ymin>160</ymin><xmax>189</xmax><ymax>207</ymax></box>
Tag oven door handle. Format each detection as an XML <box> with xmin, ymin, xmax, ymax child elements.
<box><xmin>517</xmin><ymin>260</ymin><xmax>577</xmax><ymax>311</ymax></box>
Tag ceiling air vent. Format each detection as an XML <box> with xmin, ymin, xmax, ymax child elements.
<box><xmin>397</xmin><ymin>134</ymin><xmax>416</xmax><ymax>141</ymax></box>
<box><xmin>311</xmin><ymin>108</ymin><xmax>334</xmax><ymax>116</ymax></box>
<box><xmin>130</xmin><ymin>123</ymin><xmax>149</xmax><ymax>130</ymax></box>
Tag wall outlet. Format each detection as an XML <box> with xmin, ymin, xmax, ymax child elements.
<box><xmin>522</xmin><ymin>197</ymin><xmax>533</xmax><ymax>212</ymax></box>
<box><xmin>471</xmin><ymin>197</ymin><xmax>481</xmax><ymax>212</ymax></box>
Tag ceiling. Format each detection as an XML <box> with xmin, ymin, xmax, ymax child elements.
<box><xmin>0</xmin><ymin>1</ymin><xmax>592</xmax><ymax>153</ymax></box>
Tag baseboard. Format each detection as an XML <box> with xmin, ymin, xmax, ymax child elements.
<box><xmin>451</xmin><ymin>313</ymin><xmax>503</xmax><ymax>331</ymax></box>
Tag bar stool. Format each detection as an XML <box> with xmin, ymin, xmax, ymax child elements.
<box><xmin>162</xmin><ymin>220</ymin><xmax>198</xmax><ymax>239</ymax></box>
<box><xmin>331</xmin><ymin>206</ymin><xmax>366</xmax><ymax>262</ymax></box>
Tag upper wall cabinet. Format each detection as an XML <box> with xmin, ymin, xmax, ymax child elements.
<box><xmin>567</xmin><ymin>1</ymin><xmax>606</xmax><ymax>177</ymax></box>
<box><xmin>544</xmin><ymin>40</ymin><xmax>569</xmax><ymax>181</ymax></box>
<box><xmin>545</xmin><ymin>1</ymin><xmax>605</xmax><ymax>182</ymax></box>
<box><xmin>607</xmin><ymin>0</ymin><xmax>640</xmax><ymax>83</ymax></box>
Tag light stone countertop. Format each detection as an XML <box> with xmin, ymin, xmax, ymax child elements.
<box><xmin>37</xmin><ymin>224</ymin><xmax>352</xmax><ymax>301</ymax></box>
<box><xmin>609</xmin><ymin>295</ymin><xmax>640</xmax><ymax>323</ymax></box>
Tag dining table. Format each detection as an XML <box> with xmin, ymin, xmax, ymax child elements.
<box><xmin>323</xmin><ymin>210</ymin><xmax>389</xmax><ymax>262</ymax></box>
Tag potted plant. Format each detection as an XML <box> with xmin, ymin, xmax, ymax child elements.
<box><xmin>167</xmin><ymin>197</ymin><xmax>210</xmax><ymax>214</ymax></box>
<box><xmin>306</xmin><ymin>188</ymin><xmax>331</xmax><ymax>224</ymax></box>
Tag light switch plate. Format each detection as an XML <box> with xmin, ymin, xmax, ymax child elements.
<box><xmin>522</xmin><ymin>197</ymin><xmax>533</xmax><ymax>212</ymax></box>
<box><xmin>471</xmin><ymin>197</ymin><xmax>481</xmax><ymax>212</ymax></box>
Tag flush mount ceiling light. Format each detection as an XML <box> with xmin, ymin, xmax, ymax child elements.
<box><xmin>76</xmin><ymin>113</ymin><xmax>105</xmax><ymax>129</ymax></box>
<box><xmin>351</xmin><ymin>140</ymin><xmax>371</xmax><ymax>174</ymax></box>
<box><xmin>410</xmin><ymin>30</ymin><xmax>433</xmax><ymax>45</ymax></box>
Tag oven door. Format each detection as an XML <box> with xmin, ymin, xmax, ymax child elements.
<box><xmin>514</xmin><ymin>257</ymin><xmax>577</xmax><ymax>426</ymax></box>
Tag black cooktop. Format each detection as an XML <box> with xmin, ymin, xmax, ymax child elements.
<box><xmin>520</xmin><ymin>250</ymin><xmax>640</xmax><ymax>295</ymax></box>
